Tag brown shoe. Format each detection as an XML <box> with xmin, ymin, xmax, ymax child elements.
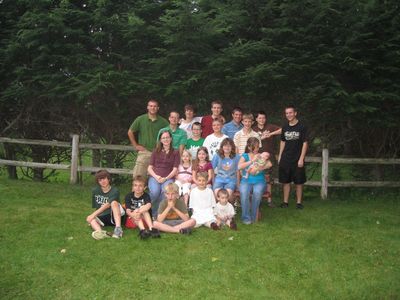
<box><xmin>210</xmin><ymin>222</ymin><xmax>220</xmax><ymax>230</ymax></box>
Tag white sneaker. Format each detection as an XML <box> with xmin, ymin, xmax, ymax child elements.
<box><xmin>91</xmin><ymin>230</ymin><xmax>109</xmax><ymax>240</ymax></box>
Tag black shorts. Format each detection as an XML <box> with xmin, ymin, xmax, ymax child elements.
<box><xmin>98</xmin><ymin>214</ymin><xmax>116</xmax><ymax>226</ymax></box>
<box><xmin>98</xmin><ymin>214</ymin><xmax>126</xmax><ymax>226</ymax></box>
<box><xmin>279</xmin><ymin>163</ymin><xmax>306</xmax><ymax>184</ymax></box>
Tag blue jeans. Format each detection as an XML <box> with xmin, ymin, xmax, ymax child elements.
<box><xmin>239</xmin><ymin>181</ymin><xmax>266</xmax><ymax>223</ymax></box>
<box><xmin>148</xmin><ymin>177</ymin><xmax>174</xmax><ymax>218</ymax></box>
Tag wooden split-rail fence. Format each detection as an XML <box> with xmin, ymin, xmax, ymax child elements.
<box><xmin>1</xmin><ymin>135</ymin><xmax>399</xmax><ymax>199</ymax></box>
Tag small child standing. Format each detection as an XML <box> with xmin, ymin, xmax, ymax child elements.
<box><xmin>189</xmin><ymin>172</ymin><xmax>219</xmax><ymax>230</ymax></box>
<box><xmin>214</xmin><ymin>189</ymin><xmax>237</xmax><ymax>230</ymax></box>
<box><xmin>175</xmin><ymin>150</ymin><xmax>193</xmax><ymax>206</ymax></box>
<box><xmin>192</xmin><ymin>147</ymin><xmax>214</xmax><ymax>188</ymax></box>
<box><xmin>125</xmin><ymin>175</ymin><xmax>160</xmax><ymax>239</ymax></box>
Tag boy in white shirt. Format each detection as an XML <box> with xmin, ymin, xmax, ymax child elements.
<box><xmin>189</xmin><ymin>172</ymin><xmax>219</xmax><ymax>230</ymax></box>
<box><xmin>203</xmin><ymin>117</ymin><xmax>228</xmax><ymax>160</ymax></box>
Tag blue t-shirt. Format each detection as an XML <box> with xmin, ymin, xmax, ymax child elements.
<box><xmin>222</xmin><ymin>121</ymin><xmax>243</xmax><ymax>140</ymax></box>
<box><xmin>240</xmin><ymin>153</ymin><xmax>266</xmax><ymax>184</ymax></box>
<box><xmin>212</xmin><ymin>154</ymin><xmax>240</xmax><ymax>179</ymax></box>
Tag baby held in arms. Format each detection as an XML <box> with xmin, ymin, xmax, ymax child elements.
<box><xmin>243</xmin><ymin>152</ymin><xmax>271</xmax><ymax>178</ymax></box>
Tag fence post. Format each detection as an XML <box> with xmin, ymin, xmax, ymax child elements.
<box><xmin>321</xmin><ymin>148</ymin><xmax>329</xmax><ymax>199</ymax></box>
<box><xmin>70</xmin><ymin>134</ymin><xmax>80</xmax><ymax>184</ymax></box>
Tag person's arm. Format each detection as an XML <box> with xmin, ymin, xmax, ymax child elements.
<box><xmin>208</xmin><ymin>168</ymin><xmax>214</xmax><ymax>183</ymax></box>
<box><xmin>278</xmin><ymin>141</ymin><xmax>285</xmax><ymax>164</ymax></box>
<box><xmin>192</xmin><ymin>170</ymin><xmax>199</xmax><ymax>185</ymax></box>
<box><xmin>165</xmin><ymin>167</ymin><xmax>178</xmax><ymax>181</ymax></box>
<box><xmin>137</xmin><ymin>203</ymin><xmax>152</xmax><ymax>214</ymax></box>
<box><xmin>178</xmin><ymin>144</ymin><xmax>185</xmax><ymax>156</ymax></box>
<box><xmin>157</xmin><ymin>203</ymin><xmax>171</xmax><ymax>222</ymax></box>
<box><xmin>147</xmin><ymin>164</ymin><xmax>163</xmax><ymax>183</ymax></box>
<box><xmin>172</xmin><ymin>206</ymin><xmax>189</xmax><ymax>221</ymax></box>
<box><xmin>298</xmin><ymin>142</ymin><xmax>308</xmax><ymax>168</ymax></box>
<box><xmin>263</xmin><ymin>128</ymin><xmax>282</xmax><ymax>139</ymax></box>
<box><xmin>238</xmin><ymin>155</ymin><xmax>256</xmax><ymax>170</ymax></box>
<box><xmin>128</xmin><ymin>129</ymin><xmax>145</xmax><ymax>152</ymax></box>
<box><xmin>87</xmin><ymin>203</ymin><xmax>111</xmax><ymax>222</ymax></box>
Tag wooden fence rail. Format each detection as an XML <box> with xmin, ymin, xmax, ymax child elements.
<box><xmin>1</xmin><ymin>136</ymin><xmax>400</xmax><ymax>199</ymax></box>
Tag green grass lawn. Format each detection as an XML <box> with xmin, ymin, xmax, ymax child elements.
<box><xmin>0</xmin><ymin>178</ymin><xmax>399</xmax><ymax>299</ymax></box>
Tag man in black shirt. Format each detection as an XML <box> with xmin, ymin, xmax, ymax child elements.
<box><xmin>278</xmin><ymin>105</ymin><xmax>308</xmax><ymax>209</ymax></box>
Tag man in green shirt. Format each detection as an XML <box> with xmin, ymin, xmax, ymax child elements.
<box><xmin>157</xmin><ymin>111</ymin><xmax>187</xmax><ymax>155</ymax></box>
<box><xmin>128</xmin><ymin>99</ymin><xmax>169</xmax><ymax>178</ymax></box>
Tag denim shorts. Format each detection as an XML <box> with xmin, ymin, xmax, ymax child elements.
<box><xmin>213</xmin><ymin>177</ymin><xmax>236</xmax><ymax>191</ymax></box>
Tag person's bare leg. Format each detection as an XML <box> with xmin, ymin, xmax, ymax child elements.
<box><xmin>283</xmin><ymin>183</ymin><xmax>291</xmax><ymax>204</ymax></box>
<box><xmin>110</xmin><ymin>201</ymin><xmax>121</xmax><ymax>227</ymax></box>
<box><xmin>296</xmin><ymin>184</ymin><xmax>303</xmax><ymax>203</ymax></box>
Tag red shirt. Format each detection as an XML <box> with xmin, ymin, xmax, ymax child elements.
<box><xmin>201</xmin><ymin>115</ymin><xmax>214</xmax><ymax>138</ymax></box>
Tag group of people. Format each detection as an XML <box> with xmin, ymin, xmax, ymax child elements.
<box><xmin>87</xmin><ymin>99</ymin><xmax>308</xmax><ymax>240</ymax></box>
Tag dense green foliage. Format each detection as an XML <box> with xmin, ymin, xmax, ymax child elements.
<box><xmin>0</xmin><ymin>178</ymin><xmax>399</xmax><ymax>298</ymax></box>
<box><xmin>1</xmin><ymin>0</ymin><xmax>399</xmax><ymax>173</ymax></box>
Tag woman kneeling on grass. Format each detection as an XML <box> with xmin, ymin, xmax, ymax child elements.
<box><xmin>153</xmin><ymin>183</ymin><xmax>196</xmax><ymax>235</ymax></box>
<box><xmin>86</xmin><ymin>170</ymin><xmax>124</xmax><ymax>240</ymax></box>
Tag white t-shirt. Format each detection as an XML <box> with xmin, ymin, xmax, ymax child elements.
<box><xmin>189</xmin><ymin>187</ymin><xmax>216</xmax><ymax>225</ymax></box>
<box><xmin>203</xmin><ymin>133</ymin><xmax>228</xmax><ymax>160</ymax></box>
<box><xmin>213</xmin><ymin>202</ymin><xmax>235</xmax><ymax>220</ymax></box>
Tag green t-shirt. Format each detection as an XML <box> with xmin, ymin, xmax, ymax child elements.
<box><xmin>157</xmin><ymin>126</ymin><xmax>188</xmax><ymax>150</ymax></box>
<box><xmin>91</xmin><ymin>186</ymin><xmax>120</xmax><ymax>216</ymax></box>
<box><xmin>129</xmin><ymin>114</ymin><xmax>169</xmax><ymax>151</ymax></box>
<box><xmin>186</xmin><ymin>138</ymin><xmax>205</xmax><ymax>159</ymax></box>
<box><xmin>158</xmin><ymin>198</ymin><xmax>188</xmax><ymax>220</ymax></box>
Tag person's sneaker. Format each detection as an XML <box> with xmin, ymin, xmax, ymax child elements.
<box><xmin>150</xmin><ymin>228</ymin><xmax>161</xmax><ymax>238</ymax></box>
<box><xmin>91</xmin><ymin>230</ymin><xmax>109</xmax><ymax>240</ymax></box>
<box><xmin>139</xmin><ymin>229</ymin><xmax>151</xmax><ymax>239</ymax></box>
<box><xmin>230</xmin><ymin>220</ymin><xmax>237</xmax><ymax>230</ymax></box>
<box><xmin>280</xmin><ymin>202</ymin><xmax>289</xmax><ymax>208</ymax></box>
<box><xmin>112</xmin><ymin>226</ymin><xmax>123</xmax><ymax>239</ymax></box>
<box><xmin>95</xmin><ymin>217</ymin><xmax>104</xmax><ymax>227</ymax></box>
<box><xmin>267</xmin><ymin>201</ymin><xmax>275</xmax><ymax>208</ymax></box>
<box><xmin>179</xmin><ymin>228</ymin><xmax>192</xmax><ymax>235</ymax></box>
<box><xmin>296</xmin><ymin>203</ymin><xmax>304</xmax><ymax>209</ymax></box>
<box><xmin>210</xmin><ymin>222</ymin><xmax>220</xmax><ymax>230</ymax></box>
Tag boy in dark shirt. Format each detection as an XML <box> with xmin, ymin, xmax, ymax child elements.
<box><xmin>86</xmin><ymin>170</ymin><xmax>124</xmax><ymax>240</ymax></box>
<box><xmin>125</xmin><ymin>175</ymin><xmax>160</xmax><ymax>239</ymax></box>
<box><xmin>278</xmin><ymin>105</ymin><xmax>308</xmax><ymax>209</ymax></box>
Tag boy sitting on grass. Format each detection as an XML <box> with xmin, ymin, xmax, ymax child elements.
<box><xmin>153</xmin><ymin>183</ymin><xmax>196</xmax><ymax>234</ymax></box>
<box><xmin>86</xmin><ymin>170</ymin><xmax>124</xmax><ymax>240</ymax></box>
<box><xmin>125</xmin><ymin>175</ymin><xmax>160</xmax><ymax>239</ymax></box>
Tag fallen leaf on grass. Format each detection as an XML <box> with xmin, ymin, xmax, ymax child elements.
<box><xmin>67</xmin><ymin>236</ymin><xmax>73</xmax><ymax>240</ymax></box>
<box><xmin>376</xmin><ymin>221</ymin><xmax>380</xmax><ymax>225</ymax></box>
<box><xmin>60</xmin><ymin>249</ymin><xmax>67</xmax><ymax>254</ymax></box>
<box><xmin>211</xmin><ymin>257</ymin><xmax>218</xmax><ymax>262</ymax></box>
<box><xmin>228</xmin><ymin>236</ymin><xmax>234</xmax><ymax>241</ymax></box>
